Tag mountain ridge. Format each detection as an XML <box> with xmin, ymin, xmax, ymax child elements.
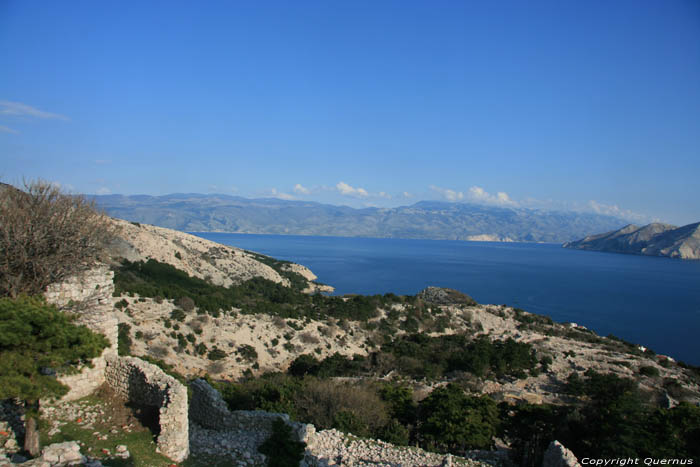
<box><xmin>93</xmin><ymin>193</ymin><xmax>630</xmax><ymax>243</ymax></box>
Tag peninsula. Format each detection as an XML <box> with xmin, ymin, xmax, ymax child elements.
<box><xmin>563</xmin><ymin>221</ymin><xmax>700</xmax><ymax>260</ymax></box>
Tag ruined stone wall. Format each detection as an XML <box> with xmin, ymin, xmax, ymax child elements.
<box><xmin>41</xmin><ymin>264</ymin><xmax>191</xmax><ymax>463</ymax></box>
<box><xmin>44</xmin><ymin>265</ymin><xmax>118</xmax><ymax>401</ymax></box>
<box><xmin>189</xmin><ymin>379</ymin><xmax>314</xmax><ymax>441</ymax></box>
<box><xmin>104</xmin><ymin>356</ymin><xmax>189</xmax><ymax>462</ymax></box>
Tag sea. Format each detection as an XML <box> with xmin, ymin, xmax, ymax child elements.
<box><xmin>193</xmin><ymin>232</ymin><xmax>700</xmax><ymax>366</ymax></box>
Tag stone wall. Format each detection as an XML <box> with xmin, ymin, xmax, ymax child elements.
<box><xmin>104</xmin><ymin>357</ymin><xmax>189</xmax><ymax>462</ymax></box>
<box><xmin>42</xmin><ymin>265</ymin><xmax>190</xmax><ymax>463</ymax></box>
<box><xmin>44</xmin><ymin>265</ymin><xmax>115</xmax><ymax>314</ymax></box>
<box><xmin>190</xmin><ymin>378</ymin><xmax>314</xmax><ymax>439</ymax></box>
<box><xmin>44</xmin><ymin>265</ymin><xmax>118</xmax><ymax>401</ymax></box>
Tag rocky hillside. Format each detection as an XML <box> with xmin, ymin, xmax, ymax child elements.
<box><xmin>563</xmin><ymin>221</ymin><xmax>700</xmax><ymax>260</ymax></box>
<box><xmin>113</xmin><ymin>280</ymin><xmax>700</xmax><ymax>406</ymax></box>
<box><xmin>94</xmin><ymin>193</ymin><xmax>629</xmax><ymax>243</ymax></box>
<box><xmin>105</xmin><ymin>221</ymin><xmax>700</xmax><ymax>406</ymax></box>
<box><xmin>102</xmin><ymin>219</ymin><xmax>700</xmax><ymax>465</ymax></box>
<box><xmin>108</xmin><ymin>217</ymin><xmax>333</xmax><ymax>293</ymax></box>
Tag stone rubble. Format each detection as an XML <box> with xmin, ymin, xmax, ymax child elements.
<box><xmin>0</xmin><ymin>441</ymin><xmax>104</xmax><ymax>467</ymax></box>
<box><xmin>302</xmin><ymin>428</ymin><xmax>491</xmax><ymax>467</ymax></box>
<box><xmin>187</xmin><ymin>379</ymin><xmax>494</xmax><ymax>467</ymax></box>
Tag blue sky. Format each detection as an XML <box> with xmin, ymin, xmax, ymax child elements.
<box><xmin>1</xmin><ymin>1</ymin><xmax>699</xmax><ymax>225</ymax></box>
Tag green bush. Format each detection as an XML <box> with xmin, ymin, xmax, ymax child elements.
<box><xmin>117</xmin><ymin>322</ymin><xmax>132</xmax><ymax>356</ymax></box>
<box><xmin>175</xmin><ymin>296</ymin><xmax>195</xmax><ymax>312</ymax></box>
<box><xmin>417</xmin><ymin>384</ymin><xmax>499</xmax><ymax>453</ymax></box>
<box><xmin>208</xmin><ymin>347</ymin><xmax>227</xmax><ymax>361</ymax></box>
<box><xmin>258</xmin><ymin>418</ymin><xmax>306</xmax><ymax>467</ymax></box>
<box><xmin>238</xmin><ymin>344</ymin><xmax>258</xmax><ymax>362</ymax></box>
<box><xmin>310</xmin><ymin>333</ymin><xmax>538</xmax><ymax>380</ymax></box>
<box><xmin>294</xmin><ymin>379</ymin><xmax>389</xmax><ymax>438</ymax></box>
<box><xmin>170</xmin><ymin>308</ymin><xmax>186</xmax><ymax>322</ymax></box>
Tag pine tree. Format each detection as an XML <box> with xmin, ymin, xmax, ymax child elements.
<box><xmin>0</xmin><ymin>296</ymin><xmax>109</xmax><ymax>455</ymax></box>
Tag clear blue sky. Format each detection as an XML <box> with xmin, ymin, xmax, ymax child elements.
<box><xmin>2</xmin><ymin>0</ymin><xmax>699</xmax><ymax>225</ymax></box>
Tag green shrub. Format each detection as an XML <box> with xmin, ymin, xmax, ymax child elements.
<box><xmin>258</xmin><ymin>418</ymin><xmax>306</xmax><ymax>467</ymax></box>
<box><xmin>417</xmin><ymin>384</ymin><xmax>499</xmax><ymax>453</ymax></box>
<box><xmin>175</xmin><ymin>296</ymin><xmax>195</xmax><ymax>312</ymax></box>
<box><xmin>170</xmin><ymin>308</ymin><xmax>186</xmax><ymax>322</ymax></box>
<box><xmin>639</xmin><ymin>365</ymin><xmax>660</xmax><ymax>377</ymax></box>
<box><xmin>117</xmin><ymin>322</ymin><xmax>132</xmax><ymax>356</ymax></box>
<box><xmin>238</xmin><ymin>344</ymin><xmax>258</xmax><ymax>362</ymax></box>
<box><xmin>294</xmin><ymin>379</ymin><xmax>389</xmax><ymax>438</ymax></box>
<box><xmin>208</xmin><ymin>347</ymin><xmax>227</xmax><ymax>361</ymax></box>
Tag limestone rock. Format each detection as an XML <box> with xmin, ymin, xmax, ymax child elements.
<box><xmin>542</xmin><ymin>440</ymin><xmax>580</xmax><ymax>467</ymax></box>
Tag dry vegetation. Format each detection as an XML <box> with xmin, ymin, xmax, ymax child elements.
<box><xmin>0</xmin><ymin>180</ymin><xmax>117</xmax><ymax>297</ymax></box>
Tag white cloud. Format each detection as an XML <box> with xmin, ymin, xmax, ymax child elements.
<box><xmin>378</xmin><ymin>191</ymin><xmax>392</xmax><ymax>199</ymax></box>
<box><xmin>96</xmin><ymin>187</ymin><xmax>111</xmax><ymax>195</ymax></box>
<box><xmin>401</xmin><ymin>191</ymin><xmax>412</xmax><ymax>198</ymax></box>
<box><xmin>587</xmin><ymin>200</ymin><xmax>648</xmax><ymax>222</ymax></box>
<box><xmin>0</xmin><ymin>125</ymin><xmax>18</xmax><ymax>134</ymax></box>
<box><xmin>268</xmin><ymin>188</ymin><xmax>296</xmax><ymax>200</ymax></box>
<box><xmin>467</xmin><ymin>186</ymin><xmax>516</xmax><ymax>206</ymax></box>
<box><xmin>294</xmin><ymin>183</ymin><xmax>311</xmax><ymax>195</ymax></box>
<box><xmin>468</xmin><ymin>186</ymin><xmax>487</xmax><ymax>201</ymax></box>
<box><xmin>0</xmin><ymin>100</ymin><xmax>69</xmax><ymax>121</ymax></box>
<box><xmin>430</xmin><ymin>185</ymin><xmax>464</xmax><ymax>201</ymax></box>
<box><xmin>431</xmin><ymin>185</ymin><xmax>517</xmax><ymax>206</ymax></box>
<box><xmin>336</xmin><ymin>181</ymin><xmax>369</xmax><ymax>198</ymax></box>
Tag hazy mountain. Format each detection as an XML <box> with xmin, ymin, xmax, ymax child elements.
<box><xmin>93</xmin><ymin>193</ymin><xmax>630</xmax><ymax>243</ymax></box>
<box><xmin>563</xmin><ymin>222</ymin><xmax>700</xmax><ymax>259</ymax></box>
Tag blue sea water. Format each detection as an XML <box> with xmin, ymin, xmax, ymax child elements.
<box><xmin>193</xmin><ymin>233</ymin><xmax>700</xmax><ymax>365</ymax></box>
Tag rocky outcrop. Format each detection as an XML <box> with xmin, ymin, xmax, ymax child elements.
<box><xmin>418</xmin><ymin>286</ymin><xmax>477</xmax><ymax>306</ymax></box>
<box><xmin>563</xmin><ymin>222</ymin><xmax>700</xmax><ymax>260</ymax></box>
<box><xmin>108</xmin><ymin>218</ymin><xmax>332</xmax><ymax>291</ymax></box>
<box><xmin>542</xmin><ymin>440</ymin><xmax>580</xmax><ymax>467</ymax></box>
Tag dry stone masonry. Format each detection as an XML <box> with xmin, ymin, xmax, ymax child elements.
<box><xmin>189</xmin><ymin>379</ymin><xmax>493</xmax><ymax>467</ymax></box>
<box><xmin>44</xmin><ymin>265</ymin><xmax>118</xmax><ymax>401</ymax></box>
<box><xmin>190</xmin><ymin>378</ymin><xmax>312</xmax><ymax>440</ymax></box>
<box><xmin>103</xmin><ymin>357</ymin><xmax>189</xmax><ymax>462</ymax></box>
<box><xmin>39</xmin><ymin>266</ymin><xmax>190</xmax><ymax>463</ymax></box>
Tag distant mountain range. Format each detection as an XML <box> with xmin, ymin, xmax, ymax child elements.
<box><xmin>563</xmin><ymin>222</ymin><xmax>700</xmax><ymax>259</ymax></box>
<box><xmin>92</xmin><ymin>193</ymin><xmax>630</xmax><ymax>243</ymax></box>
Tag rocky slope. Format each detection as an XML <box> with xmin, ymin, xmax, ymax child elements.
<box><xmin>94</xmin><ymin>193</ymin><xmax>628</xmax><ymax>243</ymax></box>
<box><xmin>114</xmin><ymin>288</ymin><xmax>700</xmax><ymax>406</ymax></box>
<box><xmin>107</xmin><ymin>217</ymin><xmax>333</xmax><ymax>293</ymax></box>
<box><xmin>105</xmin><ymin>220</ymin><xmax>700</xmax><ymax>405</ymax></box>
<box><xmin>563</xmin><ymin>221</ymin><xmax>700</xmax><ymax>260</ymax></box>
